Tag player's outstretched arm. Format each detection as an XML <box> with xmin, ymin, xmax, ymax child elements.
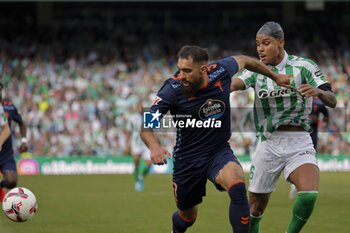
<box><xmin>140</xmin><ymin>129</ymin><xmax>171</xmax><ymax>165</ymax></box>
<box><xmin>230</xmin><ymin>78</ymin><xmax>246</xmax><ymax>92</ymax></box>
<box><xmin>233</xmin><ymin>55</ymin><xmax>290</xmax><ymax>88</ymax></box>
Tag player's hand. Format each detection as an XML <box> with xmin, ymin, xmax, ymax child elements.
<box><xmin>150</xmin><ymin>145</ymin><xmax>172</xmax><ymax>166</ymax></box>
<box><xmin>297</xmin><ymin>84</ymin><xmax>321</xmax><ymax>99</ymax></box>
<box><xmin>273</xmin><ymin>73</ymin><xmax>291</xmax><ymax>88</ymax></box>
<box><xmin>19</xmin><ymin>143</ymin><xmax>28</xmax><ymax>153</ymax></box>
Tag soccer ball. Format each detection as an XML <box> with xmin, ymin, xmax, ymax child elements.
<box><xmin>2</xmin><ymin>187</ymin><xmax>38</xmax><ymax>222</ymax></box>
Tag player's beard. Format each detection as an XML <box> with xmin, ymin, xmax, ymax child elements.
<box><xmin>181</xmin><ymin>77</ymin><xmax>202</xmax><ymax>98</ymax></box>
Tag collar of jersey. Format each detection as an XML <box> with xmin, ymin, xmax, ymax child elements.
<box><xmin>270</xmin><ymin>50</ymin><xmax>288</xmax><ymax>71</ymax></box>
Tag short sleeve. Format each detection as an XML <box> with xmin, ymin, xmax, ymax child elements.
<box><xmin>236</xmin><ymin>70</ymin><xmax>257</xmax><ymax>90</ymax></box>
<box><xmin>302</xmin><ymin>59</ymin><xmax>328</xmax><ymax>88</ymax></box>
<box><xmin>149</xmin><ymin>80</ymin><xmax>176</xmax><ymax>116</ymax></box>
<box><xmin>219</xmin><ymin>57</ymin><xmax>239</xmax><ymax>78</ymax></box>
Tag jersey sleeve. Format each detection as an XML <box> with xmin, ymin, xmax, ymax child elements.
<box><xmin>149</xmin><ymin>79</ymin><xmax>176</xmax><ymax>116</ymax></box>
<box><xmin>219</xmin><ymin>57</ymin><xmax>239</xmax><ymax>78</ymax></box>
<box><xmin>10</xmin><ymin>106</ymin><xmax>24</xmax><ymax>124</ymax></box>
<box><xmin>302</xmin><ymin>59</ymin><xmax>328</xmax><ymax>88</ymax></box>
<box><xmin>236</xmin><ymin>70</ymin><xmax>257</xmax><ymax>90</ymax></box>
<box><xmin>0</xmin><ymin>106</ymin><xmax>7</xmax><ymax>126</ymax></box>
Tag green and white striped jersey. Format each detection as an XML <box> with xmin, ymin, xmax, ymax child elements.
<box><xmin>237</xmin><ymin>51</ymin><xmax>328</xmax><ymax>140</ymax></box>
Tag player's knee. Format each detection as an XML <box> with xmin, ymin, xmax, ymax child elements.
<box><xmin>250</xmin><ymin>205</ymin><xmax>265</xmax><ymax>217</ymax></box>
<box><xmin>249</xmin><ymin>195</ymin><xmax>269</xmax><ymax>217</ymax></box>
<box><xmin>217</xmin><ymin>162</ymin><xmax>245</xmax><ymax>191</ymax></box>
<box><xmin>178</xmin><ymin>208</ymin><xmax>197</xmax><ymax>223</ymax></box>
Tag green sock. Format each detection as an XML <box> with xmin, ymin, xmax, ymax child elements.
<box><xmin>133</xmin><ymin>168</ymin><xmax>139</xmax><ymax>182</ymax></box>
<box><xmin>286</xmin><ymin>191</ymin><xmax>318</xmax><ymax>233</ymax></box>
<box><xmin>249</xmin><ymin>214</ymin><xmax>263</xmax><ymax>233</ymax></box>
<box><xmin>142</xmin><ymin>166</ymin><xmax>150</xmax><ymax>177</ymax></box>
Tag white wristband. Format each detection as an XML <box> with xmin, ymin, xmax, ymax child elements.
<box><xmin>21</xmin><ymin>138</ymin><xmax>28</xmax><ymax>144</ymax></box>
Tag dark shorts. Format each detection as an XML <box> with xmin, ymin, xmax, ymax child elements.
<box><xmin>172</xmin><ymin>145</ymin><xmax>241</xmax><ymax>210</ymax></box>
<box><xmin>310</xmin><ymin>131</ymin><xmax>318</xmax><ymax>150</ymax></box>
<box><xmin>0</xmin><ymin>156</ymin><xmax>17</xmax><ymax>174</ymax></box>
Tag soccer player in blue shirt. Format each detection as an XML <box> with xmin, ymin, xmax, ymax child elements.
<box><xmin>141</xmin><ymin>45</ymin><xmax>290</xmax><ymax>233</ymax></box>
<box><xmin>0</xmin><ymin>82</ymin><xmax>28</xmax><ymax>201</ymax></box>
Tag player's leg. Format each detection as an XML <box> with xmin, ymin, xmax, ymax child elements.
<box><xmin>286</xmin><ymin>164</ymin><xmax>319</xmax><ymax>233</ymax></box>
<box><xmin>172</xmin><ymin>164</ymin><xmax>207</xmax><ymax>232</ymax></box>
<box><xmin>141</xmin><ymin>149</ymin><xmax>152</xmax><ymax>178</ymax></box>
<box><xmin>248</xmin><ymin>192</ymin><xmax>271</xmax><ymax>233</ymax></box>
<box><xmin>133</xmin><ymin>155</ymin><xmax>141</xmax><ymax>181</ymax></box>
<box><xmin>247</xmin><ymin>138</ymin><xmax>284</xmax><ymax>233</ymax></box>
<box><xmin>283</xmin><ymin>132</ymin><xmax>319</xmax><ymax>233</ymax></box>
<box><xmin>0</xmin><ymin>159</ymin><xmax>18</xmax><ymax>201</ymax></box>
<box><xmin>209</xmin><ymin>147</ymin><xmax>249</xmax><ymax>233</ymax></box>
<box><xmin>132</xmin><ymin>154</ymin><xmax>143</xmax><ymax>192</ymax></box>
<box><xmin>215</xmin><ymin>161</ymin><xmax>250</xmax><ymax>233</ymax></box>
<box><xmin>0</xmin><ymin>171</ymin><xmax>17</xmax><ymax>189</ymax></box>
<box><xmin>172</xmin><ymin>206</ymin><xmax>198</xmax><ymax>233</ymax></box>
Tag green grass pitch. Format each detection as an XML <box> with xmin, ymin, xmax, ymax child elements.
<box><xmin>0</xmin><ymin>172</ymin><xmax>349</xmax><ymax>233</ymax></box>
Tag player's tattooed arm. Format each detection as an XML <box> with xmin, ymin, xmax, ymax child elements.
<box><xmin>298</xmin><ymin>84</ymin><xmax>337</xmax><ymax>108</ymax></box>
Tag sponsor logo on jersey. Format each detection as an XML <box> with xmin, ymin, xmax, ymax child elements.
<box><xmin>198</xmin><ymin>99</ymin><xmax>225</xmax><ymax>120</ymax></box>
<box><xmin>208</xmin><ymin>66</ymin><xmax>225</xmax><ymax>83</ymax></box>
<box><xmin>258</xmin><ymin>88</ymin><xmax>291</xmax><ymax>99</ymax></box>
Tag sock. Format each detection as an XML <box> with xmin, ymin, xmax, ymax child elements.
<box><xmin>249</xmin><ymin>214</ymin><xmax>263</xmax><ymax>233</ymax></box>
<box><xmin>228</xmin><ymin>183</ymin><xmax>250</xmax><ymax>233</ymax></box>
<box><xmin>142</xmin><ymin>166</ymin><xmax>150</xmax><ymax>177</ymax></box>
<box><xmin>172</xmin><ymin>211</ymin><xmax>195</xmax><ymax>233</ymax></box>
<box><xmin>133</xmin><ymin>168</ymin><xmax>139</xmax><ymax>182</ymax></box>
<box><xmin>286</xmin><ymin>191</ymin><xmax>318</xmax><ymax>233</ymax></box>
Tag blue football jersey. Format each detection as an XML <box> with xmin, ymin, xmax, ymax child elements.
<box><xmin>1</xmin><ymin>100</ymin><xmax>24</xmax><ymax>161</ymax></box>
<box><xmin>150</xmin><ymin>57</ymin><xmax>238</xmax><ymax>162</ymax></box>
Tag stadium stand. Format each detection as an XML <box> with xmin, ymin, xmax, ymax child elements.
<box><xmin>0</xmin><ymin>2</ymin><xmax>349</xmax><ymax>156</ymax></box>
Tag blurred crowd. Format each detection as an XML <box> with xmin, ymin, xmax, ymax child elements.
<box><xmin>0</xmin><ymin>35</ymin><xmax>349</xmax><ymax>157</ymax></box>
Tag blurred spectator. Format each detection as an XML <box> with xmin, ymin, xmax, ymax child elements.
<box><xmin>0</xmin><ymin>15</ymin><xmax>349</xmax><ymax>157</ymax></box>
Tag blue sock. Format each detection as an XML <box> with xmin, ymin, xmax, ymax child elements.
<box><xmin>172</xmin><ymin>211</ymin><xmax>195</xmax><ymax>233</ymax></box>
<box><xmin>228</xmin><ymin>183</ymin><xmax>250</xmax><ymax>233</ymax></box>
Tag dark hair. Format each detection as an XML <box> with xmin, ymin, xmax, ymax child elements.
<box><xmin>177</xmin><ymin>45</ymin><xmax>209</xmax><ymax>64</ymax></box>
<box><xmin>257</xmin><ymin>21</ymin><xmax>284</xmax><ymax>39</ymax></box>
<box><xmin>0</xmin><ymin>81</ymin><xmax>3</xmax><ymax>89</ymax></box>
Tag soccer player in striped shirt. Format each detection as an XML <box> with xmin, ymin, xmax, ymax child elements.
<box><xmin>231</xmin><ymin>22</ymin><xmax>337</xmax><ymax>233</ymax></box>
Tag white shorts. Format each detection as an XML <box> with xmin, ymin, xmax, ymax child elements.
<box><xmin>248</xmin><ymin>131</ymin><xmax>318</xmax><ymax>193</ymax></box>
<box><xmin>131</xmin><ymin>143</ymin><xmax>151</xmax><ymax>161</ymax></box>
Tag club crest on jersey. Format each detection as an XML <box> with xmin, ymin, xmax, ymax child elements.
<box><xmin>258</xmin><ymin>88</ymin><xmax>291</xmax><ymax>99</ymax></box>
<box><xmin>198</xmin><ymin>99</ymin><xmax>225</xmax><ymax>120</ymax></box>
